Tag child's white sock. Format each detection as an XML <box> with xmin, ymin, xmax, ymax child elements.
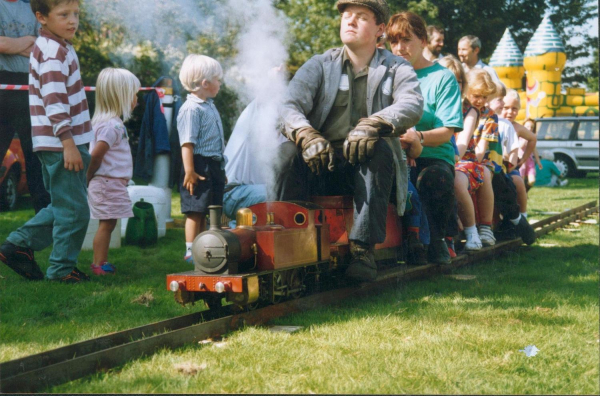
<box><xmin>185</xmin><ymin>242</ymin><xmax>193</xmax><ymax>257</ymax></box>
<box><xmin>510</xmin><ymin>214</ymin><xmax>522</xmax><ymax>226</ymax></box>
<box><xmin>520</xmin><ymin>212</ymin><xmax>528</xmax><ymax>219</ymax></box>
<box><xmin>464</xmin><ymin>225</ymin><xmax>478</xmax><ymax>236</ymax></box>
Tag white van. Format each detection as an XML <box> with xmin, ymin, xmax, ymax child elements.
<box><xmin>535</xmin><ymin>116</ymin><xmax>599</xmax><ymax>177</ymax></box>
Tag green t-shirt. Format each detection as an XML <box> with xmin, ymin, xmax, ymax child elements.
<box><xmin>535</xmin><ymin>159</ymin><xmax>561</xmax><ymax>186</ymax></box>
<box><xmin>414</xmin><ymin>63</ymin><xmax>463</xmax><ymax>165</ymax></box>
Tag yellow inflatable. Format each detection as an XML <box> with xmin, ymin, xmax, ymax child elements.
<box><xmin>490</xmin><ymin>17</ymin><xmax>599</xmax><ymax>121</ymax></box>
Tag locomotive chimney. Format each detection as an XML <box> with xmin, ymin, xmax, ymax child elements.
<box><xmin>208</xmin><ymin>205</ymin><xmax>222</xmax><ymax>230</ymax></box>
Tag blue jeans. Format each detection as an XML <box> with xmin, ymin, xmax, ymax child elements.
<box><xmin>223</xmin><ymin>184</ymin><xmax>267</xmax><ymax>227</ymax></box>
<box><xmin>7</xmin><ymin>146</ymin><xmax>91</xmax><ymax>279</ymax></box>
<box><xmin>406</xmin><ymin>180</ymin><xmax>430</xmax><ymax>245</ymax></box>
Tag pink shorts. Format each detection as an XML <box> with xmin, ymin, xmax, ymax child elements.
<box><xmin>88</xmin><ymin>176</ymin><xmax>133</xmax><ymax>220</ymax></box>
<box><xmin>519</xmin><ymin>157</ymin><xmax>536</xmax><ymax>179</ymax></box>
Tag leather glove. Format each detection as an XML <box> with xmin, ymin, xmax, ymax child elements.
<box><xmin>295</xmin><ymin>127</ymin><xmax>333</xmax><ymax>175</ymax></box>
<box><xmin>343</xmin><ymin>117</ymin><xmax>394</xmax><ymax>165</ymax></box>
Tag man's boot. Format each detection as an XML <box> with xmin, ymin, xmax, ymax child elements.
<box><xmin>515</xmin><ymin>215</ymin><xmax>536</xmax><ymax>245</ymax></box>
<box><xmin>406</xmin><ymin>232</ymin><xmax>427</xmax><ymax>266</ymax></box>
<box><xmin>345</xmin><ymin>241</ymin><xmax>377</xmax><ymax>282</ymax></box>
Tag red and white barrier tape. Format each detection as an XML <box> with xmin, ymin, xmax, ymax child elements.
<box><xmin>0</xmin><ymin>84</ymin><xmax>164</xmax><ymax>93</ymax></box>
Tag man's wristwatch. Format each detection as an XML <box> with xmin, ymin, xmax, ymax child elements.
<box><xmin>418</xmin><ymin>131</ymin><xmax>424</xmax><ymax>144</ymax></box>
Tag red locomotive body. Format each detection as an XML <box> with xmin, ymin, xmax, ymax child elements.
<box><xmin>166</xmin><ymin>197</ymin><xmax>403</xmax><ymax>308</ymax></box>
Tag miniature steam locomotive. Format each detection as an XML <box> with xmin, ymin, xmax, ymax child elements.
<box><xmin>166</xmin><ymin>196</ymin><xmax>404</xmax><ymax>308</ymax></box>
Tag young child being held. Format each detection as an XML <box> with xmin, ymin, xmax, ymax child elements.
<box><xmin>0</xmin><ymin>0</ymin><xmax>94</xmax><ymax>283</ymax></box>
<box><xmin>86</xmin><ymin>68</ymin><xmax>140</xmax><ymax>275</ymax></box>
<box><xmin>177</xmin><ymin>54</ymin><xmax>227</xmax><ymax>263</ymax></box>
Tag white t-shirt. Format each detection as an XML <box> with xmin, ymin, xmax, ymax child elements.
<box><xmin>224</xmin><ymin>99</ymin><xmax>288</xmax><ymax>185</ymax></box>
<box><xmin>497</xmin><ymin>117</ymin><xmax>519</xmax><ymax>158</ymax></box>
<box><xmin>90</xmin><ymin>117</ymin><xmax>133</xmax><ymax>180</ymax></box>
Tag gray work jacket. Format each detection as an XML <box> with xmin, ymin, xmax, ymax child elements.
<box><xmin>280</xmin><ymin>46</ymin><xmax>424</xmax><ymax>215</ymax></box>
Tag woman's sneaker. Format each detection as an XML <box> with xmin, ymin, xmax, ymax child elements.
<box><xmin>184</xmin><ymin>254</ymin><xmax>193</xmax><ymax>265</ymax></box>
<box><xmin>464</xmin><ymin>233</ymin><xmax>482</xmax><ymax>251</ymax></box>
<box><xmin>445</xmin><ymin>237</ymin><xmax>457</xmax><ymax>258</ymax></box>
<box><xmin>0</xmin><ymin>241</ymin><xmax>44</xmax><ymax>280</ymax></box>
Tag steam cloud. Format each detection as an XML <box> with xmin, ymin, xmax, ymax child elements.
<box><xmin>83</xmin><ymin>0</ymin><xmax>291</xmax><ymax>190</ymax></box>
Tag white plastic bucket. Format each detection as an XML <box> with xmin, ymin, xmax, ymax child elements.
<box><xmin>81</xmin><ymin>218</ymin><xmax>122</xmax><ymax>250</ymax></box>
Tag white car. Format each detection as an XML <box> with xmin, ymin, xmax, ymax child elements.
<box><xmin>535</xmin><ymin>116</ymin><xmax>599</xmax><ymax>178</ymax></box>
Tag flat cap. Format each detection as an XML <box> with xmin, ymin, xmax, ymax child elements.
<box><xmin>336</xmin><ymin>0</ymin><xmax>391</xmax><ymax>24</ymax></box>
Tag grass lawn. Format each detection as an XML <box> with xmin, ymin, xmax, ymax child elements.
<box><xmin>1</xmin><ymin>174</ymin><xmax>598</xmax><ymax>394</ymax></box>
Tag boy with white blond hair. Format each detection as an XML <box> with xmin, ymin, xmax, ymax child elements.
<box><xmin>499</xmin><ymin>89</ymin><xmax>539</xmax><ymax>219</ymax></box>
<box><xmin>177</xmin><ymin>54</ymin><xmax>227</xmax><ymax>264</ymax></box>
<box><xmin>1</xmin><ymin>0</ymin><xmax>93</xmax><ymax>283</ymax></box>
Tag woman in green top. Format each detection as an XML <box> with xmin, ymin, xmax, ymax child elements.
<box><xmin>387</xmin><ymin>11</ymin><xmax>463</xmax><ymax>264</ymax></box>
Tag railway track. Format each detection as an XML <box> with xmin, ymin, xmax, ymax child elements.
<box><xmin>1</xmin><ymin>201</ymin><xmax>597</xmax><ymax>393</ymax></box>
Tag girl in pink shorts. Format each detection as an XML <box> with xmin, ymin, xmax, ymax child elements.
<box><xmin>86</xmin><ymin>68</ymin><xmax>140</xmax><ymax>275</ymax></box>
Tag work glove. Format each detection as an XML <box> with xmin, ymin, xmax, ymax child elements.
<box><xmin>343</xmin><ymin>117</ymin><xmax>395</xmax><ymax>165</ymax></box>
<box><xmin>295</xmin><ymin>127</ymin><xmax>334</xmax><ymax>175</ymax></box>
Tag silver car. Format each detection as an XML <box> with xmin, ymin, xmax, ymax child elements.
<box><xmin>535</xmin><ymin>116</ymin><xmax>599</xmax><ymax>177</ymax></box>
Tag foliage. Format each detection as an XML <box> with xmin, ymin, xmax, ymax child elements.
<box><xmin>71</xmin><ymin>0</ymin><xmax>597</xmax><ymax>152</ymax></box>
<box><xmin>275</xmin><ymin>0</ymin><xmax>597</xmax><ymax>87</ymax></box>
<box><xmin>587</xmin><ymin>43</ymin><xmax>599</xmax><ymax>90</ymax></box>
<box><xmin>274</xmin><ymin>0</ymin><xmax>341</xmax><ymax>74</ymax></box>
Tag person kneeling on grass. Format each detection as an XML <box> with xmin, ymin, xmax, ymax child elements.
<box><xmin>87</xmin><ymin>68</ymin><xmax>141</xmax><ymax>275</ymax></box>
<box><xmin>534</xmin><ymin>151</ymin><xmax>568</xmax><ymax>187</ymax></box>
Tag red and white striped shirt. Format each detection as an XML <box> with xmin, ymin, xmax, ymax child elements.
<box><xmin>29</xmin><ymin>28</ymin><xmax>93</xmax><ymax>152</ymax></box>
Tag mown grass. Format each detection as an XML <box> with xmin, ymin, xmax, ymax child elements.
<box><xmin>1</xmin><ymin>174</ymin><xmax>598</xmax><ymax>394</ymax></box>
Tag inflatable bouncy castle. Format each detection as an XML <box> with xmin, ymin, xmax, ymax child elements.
<box><xmin>489</xmin><ymin>16</ymin><xmax>599</xmax><ymax>121</ymax></box>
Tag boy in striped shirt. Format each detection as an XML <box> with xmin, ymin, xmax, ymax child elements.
<box><xmin>0</xmin><ymin>0</ymin><xmax>93</xmax><ymax>283</ymax></box>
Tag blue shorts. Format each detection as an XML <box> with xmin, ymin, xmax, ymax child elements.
<box><xmin>508</xmin><ymin>169</ymin><xmax>521</xmax><ymax>177</ymax></box>
<box><xmin>180</xmin><ymin>155</ymin><xmax>226</xmax><ymax>214</ymax></box>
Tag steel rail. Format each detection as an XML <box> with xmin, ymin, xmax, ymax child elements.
<box><xmin>0</xmin><ymin>201</ymin><xmax>597</xmax><ymax>393</ymax></box>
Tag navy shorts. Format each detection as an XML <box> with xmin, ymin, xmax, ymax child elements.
<box><xmin>180</xmin><ymin>155</ymin><xmax>226</xmax><ymax>215</ymax></box>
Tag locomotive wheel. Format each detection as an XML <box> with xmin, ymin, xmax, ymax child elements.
<box><xmin>287</xmin><ymin>269</ymin><xmax>305</xmax><ymax>299</ymax></box>
<box><xmin>204</xmin><ymin>295</ymin><xmax>223</xmax><ymax>311</ymax></box>
<box><xmin>272</xmin><ymin>272</ymin><xmax>285</xmax><ymax>304</ymax></box>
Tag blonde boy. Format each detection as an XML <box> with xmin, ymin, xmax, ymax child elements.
<box><xmin>177</xmin><ymin>54</ymin><xmax>227</xmax><ymax>263</ymax></box>
<box><xmin>1</xmin><ymin>0</ymin><xmax>93</xmax><ymax>283</ymax></box>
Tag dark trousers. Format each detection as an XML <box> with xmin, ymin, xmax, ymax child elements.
<box><xmin>411</xmin><ymin>157</ymin><xmax>456</xmax><ymax>241</ymax></box>
<box><xmin>0</xmin><ymin>71</ymin><xmax>50</xmax><ymax>213</ymax></box>
<box><xmin>271</xmin><ymin>140</ymin><xmax>394</xmax><ymax>245</ymax></box>
<box><xmin>492</xmin><ymin>169</ymin><xmax>520</xmax><ymax>221</ymax></box>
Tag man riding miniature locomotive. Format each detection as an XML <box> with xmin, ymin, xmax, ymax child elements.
<box><xmin>275</xmin><ymin>0</ymin><xmax>423</xmax><ymax>281</ymax></box>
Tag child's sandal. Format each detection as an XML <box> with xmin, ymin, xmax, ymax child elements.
<box><xmin>90</xmin><ymin>262</ymin><xmax>116</xmax><ymax>275</ymax></box>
